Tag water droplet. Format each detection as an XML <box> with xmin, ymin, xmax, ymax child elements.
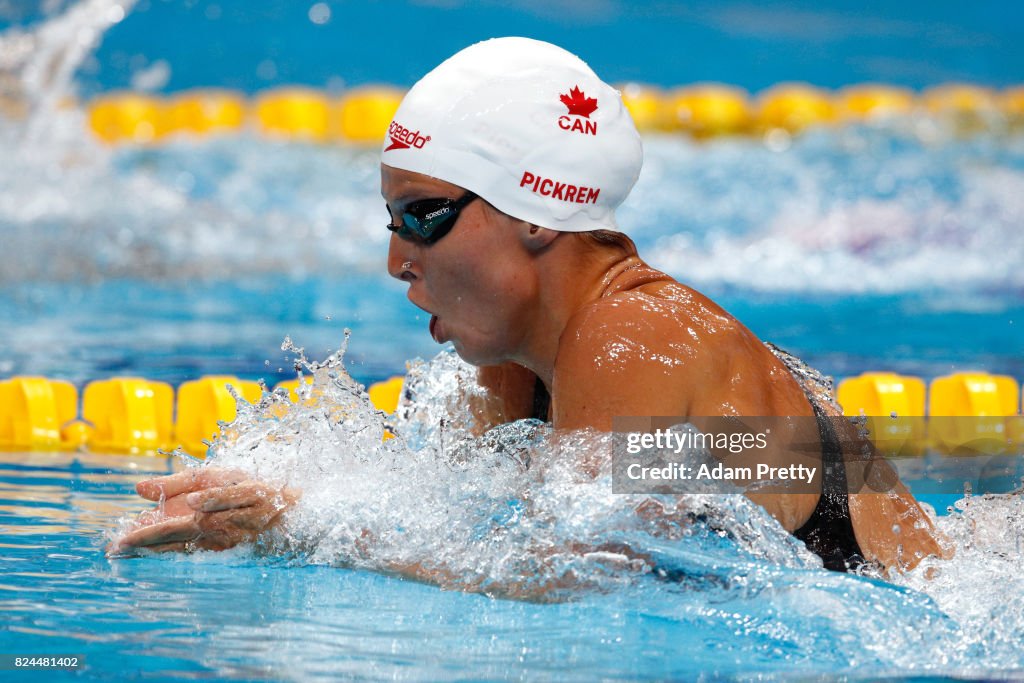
<box><xmin>308</xmin><ymin>2</ymin><xmax>331</xmax><ymax>25</ymax></box>
<box><xmin>764</xmin><ymin>128</ymin><xmax>791</xmax><ymax>152</ymax></box>
<box><xmin>256</xmin><ymin>59</ymin><xmax>277</xmax><ymax>81</ymax></box>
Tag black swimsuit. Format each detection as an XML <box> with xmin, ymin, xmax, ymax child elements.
<box><xmin>529</xmin><ymin>366</ymin><xmax>866</xmax><ymax>572</ymax></box>
<box><xmin>531</xmin><ymin>376</ymin><xmax>551</xmax><ymax>424</ymax></box>
<box><xmin>791</xmin><ymin>398</ymin><xmax>866</xmax><ymax>572</ymax></box>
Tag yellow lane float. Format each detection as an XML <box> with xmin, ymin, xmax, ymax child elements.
<box><xmin>81</xmin><ymin>378</ymin><xmax>173</xmax><ymax>454</ymax></box>
<box><xmin>837</xmin><ymin>372</ymin><xmax>926</xmax><ymax>456</ymax></box>
<box><xmin>928</xmin><ymin>372</ymin><xmax>1019</xmax><ymax>455</ymax></box>
<box><xmin>922</xmin><ymin>83</ymin><xmax>1001</xmax><ymax>134</ymax></box>
<box><xmin>336</xmin><ymin>86</ymin><xmax>404</xmax><ymax>144</ymax></box>
<box><xmin>174</xmin><ymin>376</ymin><xmax>262</xmax><ymax>458</ymax></box>
<box><xmin>168</xmin><ymin>88</ymin><xmax>246</xmax><ymax>136</ymax></box>
<box><xmin>274</xmin><ymin>375</ymin><xmax>402</xmax><ymax>440</ymax></box>
<box><xmin>666</xmin><ymin>84</ymin><xmax>751</xmax><ymax>138</ymax></box>
<box><xmin>3</xmin><ymin>371</ymin><xmax>1020</xmax><ymax>455</ymax></box>
<box><xmin>275</xmin><ymin>375</ymin><xmax>403</xmax><ymax>412</ymax></box>
<box><xmin>87</xmin><ymin>92</ymin><xmax>170</xmax><ymax>144</ymax></box>
<box><xmin>836</xmin><ymin>84</ymin><xmax>915</xmax><ymax>121</ymax></box>
<box><xmin>368</xmin><ymin>376</ymin><xmax>404</xmax><ymax>440</ymax></box>
<box><xmin>83</xmin><ymin>81</ymin><xmax>1024</xmax><ymax>146</ymax></box>
<box><xmin>368</xmin><ymin>376</ymin><xmax>404</xmax><ymax>414</ymax></box>
<box><xmin>253</xmin><ymin>87</ymin><xmax>332</xmax><ymax>142</ymax></box>
<box><xmin>0</xmin><ymin>377</ymin><xmax>79</xmax><ymax>450</ymax></box>
<box><xmin>617</xmin><ymin>82</ymin><xmax>668</xmax><ymax>132</ymax></box>
<box><xmin>1002</xmin><ymin>86</ymin><xmax>1024</xmax><ymax>125</ymax></box>
<box><xmin>922</xmin><ymin>83</ymin><xmax>999</xmax><ymax>116</ymax></box>
<box><xmin>756</xmin><ymin>83</ymin><xmax>836</xmax><ymax>133</ymax></box>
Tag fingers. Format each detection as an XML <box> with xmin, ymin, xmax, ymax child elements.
<box><xmin>157</xmin><ymin>493</ymin><xmax>194</xmax><ymax>518</ymax></box>
<box><xmin>187</xmin><ymin>482</ymin><xmax>302</xmax><ymax>513</ymax></box>
<box><xmin>110</xmin><ymin>477</ymin><xmax>300</xmax><ymax>559</ymax></box>
<box><xmin>144</xmin><ymin>542</ymin><xmax>189</xmax><ymax>554</ymax></box>
<box><xmin>136</xmin><ymin>470</ymin><xmax>197</xmax><ymax>500</ymax></box>
<box><xmin>186</xmin><ymin>481</ymin><xmax>268</xmax><ymax>512</ymax></box>
<box><xmin>136</xmin><ymin>467</ymin><xmax>246</xmax><ymax>501</ymax></box>
<box><xmin>196</xmin><ymin>503</ymin><xmax>283</xmax><ymax>534</ymax></box>
<box><xmin>108</xmin><ymin>505</ymin><xmax>293</xmax><ymax>559</ymax></box>
<box><xmin>112</xmin><ymin>514</ymin><xmax>201</xmax><ymax>552</ymax></box>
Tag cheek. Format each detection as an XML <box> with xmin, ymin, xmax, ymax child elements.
<box><xmin>423</xmin><ymin>220</ymin><xmax>530</xmax><ymax>342</ymax></box>
<box><xmin>451</xmin><ymin>259</ymin><xmax>522</xmax><ymax>319</ymax></box>
<box><xmin>427</xmin><ymin>240</ymin><xmax>503</xmax><ymax>310</ymax></box>
<box><xmin>432</xmin><ymin>258</ymin><xmax>527</xmax><ymax>356</ymax></box>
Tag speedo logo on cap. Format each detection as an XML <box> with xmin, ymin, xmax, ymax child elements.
<box><xmin>385</xmin><ymin>121</ymin><xmax>432</xmax><ymax>151</ymax></box>
<box><xmin>520</xmin><ymin>171</ymin><xmax>600</xmax><ymax>204</ymax></box>
<box><xmin>558</xmin><ymin>85</ymin><xmax>598</xmax><ymax>136</ymax></box>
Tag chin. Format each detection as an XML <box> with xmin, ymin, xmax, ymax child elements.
<box><xmin>451</xmin><ymin>345</ymin><xmax>487</xmax><ymax>367</ymax></box>
<box><xmin>450</xmin><ymin>338</ymin><xmax>506</xmax><ymax>368</ymax></box>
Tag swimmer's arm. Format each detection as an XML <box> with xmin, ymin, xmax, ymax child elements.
<box><xmin>829</xmin><ymin>418</ymin><xmax>954</xmax><ymax>572</ymax></box>
<box><xmin>848</xmin><ymin>484</ymin><xmax>954</xmax><ymax>575</ymax></box>
<box><xmin>381</xmin><ymin>540</ymin><xmax>658</xmax><ymax>601</ymax></box>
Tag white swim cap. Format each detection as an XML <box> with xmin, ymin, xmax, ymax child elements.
<box><xmin>381</xmin><ymin>37</ymin><xmax>643</xmax><ymax>232</ymax></box>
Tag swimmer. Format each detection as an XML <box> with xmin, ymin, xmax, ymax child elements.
<box><xmin>109</xmin><ymin>37</ymin><xmax>950</xmax><ymax>575</ymax></box>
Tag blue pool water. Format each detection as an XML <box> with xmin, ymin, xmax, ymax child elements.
<box><xmin>2</xmin><ymin>2</ymin><xmax>1024</xmax><ymax>681</ymax></box>
<box><xmin>3</xmin><ymin>447</ymin><xmax>1023</xmax><ymax>681</ymax></box>
<box><xmin>2</xmin><ymin>277</ymin><xmax>1022</xmax><ymax>389</ymax></box>
<box><xmin>5</xmin><ymin>0</ymin><xmax>1023</xmax><ymax>94</ymax></box>
<box><xmin>3</xmin><ymin>127</ymin><xmax>1021</xmax><ymax>386</ymax></box>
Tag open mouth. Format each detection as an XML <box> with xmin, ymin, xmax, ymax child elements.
<box><xmin>408</xmin><ymin>297</ymin><xmax>442</xmax><ymax>343</ymax></box>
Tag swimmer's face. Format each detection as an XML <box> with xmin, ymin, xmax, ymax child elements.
<box><xmin>382</xmin><ymin>164</ymin><xmax>542</xmax><ymax>366</ymax></box>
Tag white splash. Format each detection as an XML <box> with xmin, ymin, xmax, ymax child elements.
<box><xmin>194</xmin><ymin>341</ymin><xmax>814</xmax><ymax>601</ymax></box>
<box><xmin>625</xmin><ymin>130</ymin><xmax>1024</xmax><ymax>294</ymax></box>
<box><xmin>896</xmin><ymin>491</ymin><xmax>1024</xmax><ymax>665</ymax></box>
<box><xmin>1</xmin><ymin>0</ymin><xmax>137</xmax><ymax>144</ymax></box>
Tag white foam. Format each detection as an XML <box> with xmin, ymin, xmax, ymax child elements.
<box><xmin>895</xmin><ymin>491</ymin><xmax>1024</xmax><ymax>665</ymax></box>
<box><xmin>193</xmin><ymin>341</ymin><xmax>816</xmax><ymax>601</ymax></box>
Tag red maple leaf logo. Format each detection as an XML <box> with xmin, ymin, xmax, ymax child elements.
<box><xmin>560</xmin><ymin>85</ymin><xmax>598</xmax><ymax>118</ymax></box>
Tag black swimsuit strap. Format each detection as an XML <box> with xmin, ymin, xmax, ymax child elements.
<box><xmin>531</xmin><ymin>376</ymin><xmax>551</xmax><ymax>422</ymax></box>
<box><xmin>792</xmin><ymin>399</ymin><xmax>866</xmax><ymax>572</ymax></box>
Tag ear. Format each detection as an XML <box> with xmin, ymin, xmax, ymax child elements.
<box><xmin>518</xmin><ymin>222</ymin><xmax>560</xmax><ymax>252</ymax></box>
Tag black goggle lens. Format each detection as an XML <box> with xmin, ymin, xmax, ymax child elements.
<box><xmin>386</xmin><ymin>192</ymin><xmax>478</xmax><ymax>244</ymax></box>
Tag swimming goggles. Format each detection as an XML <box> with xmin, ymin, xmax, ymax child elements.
<box><xmin>386</xmin><ymin>191</ymin><xmax>478</xmax><ymax>244</ymax></box>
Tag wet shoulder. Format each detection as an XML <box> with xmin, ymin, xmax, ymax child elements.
<box><xmin>554</xmin><ymin>265</ymin><xmax>748</xmax><ymax>405</ymax></box>
<box><xmin>554</xmin><ymin>262</ymin><xmax>813</xmax><ymax>419</ymax></box>
<box><xmin>560</xmin><ymin>264</ymin><xmax>746</xmax><ymax>362</ymax></box>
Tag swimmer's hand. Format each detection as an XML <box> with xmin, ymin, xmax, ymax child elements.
<box><xmin>106</xmin><ymin>467</ymin><xmax>301</xmax><ymax>556</ymax></box>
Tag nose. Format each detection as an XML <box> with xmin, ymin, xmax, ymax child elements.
<box><xmin>387</xmin><ymin>233</ymin><xmax>420</xmax><ymax>281</ymax></box>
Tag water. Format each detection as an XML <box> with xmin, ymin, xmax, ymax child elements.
<box><xmin>6</xmin><ymin>0</ymin><xmax>1023</xmax><ymax>93</ymax></box>
<box><xmin>2</xmin><ymin>2</ymin><xmax>1023</xmax><ymax>680</ymax></box>
<box><xmin>3</xmin><ymin>349</ymin><xmax>1024</xmax><ymax>679</ymax></box>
